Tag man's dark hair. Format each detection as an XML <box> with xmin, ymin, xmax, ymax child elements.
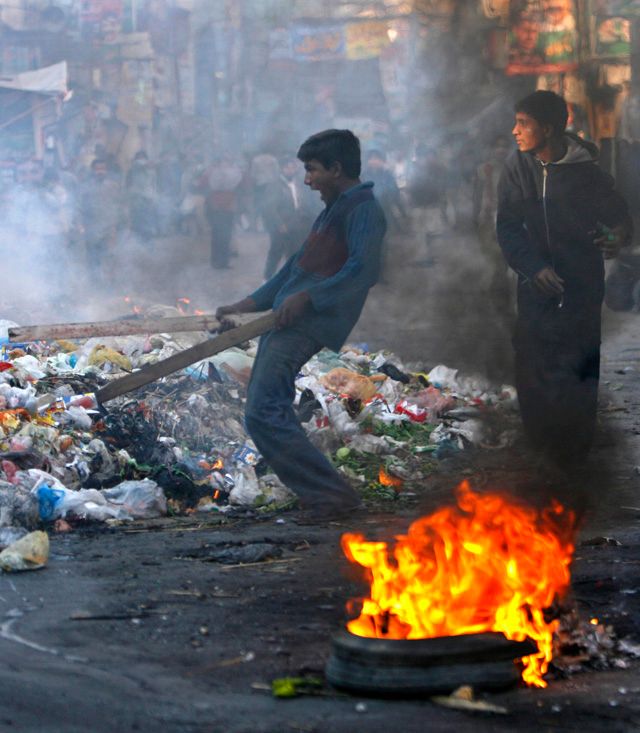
<box><xmin>297</xmin><ymin>129</ymin><xmax>361</xmax><ymax>178</ymax></box>
<box><xmin>515</xmin><ymin>90</ymin><xmax>568</xmax><ymax>137</ymax></box>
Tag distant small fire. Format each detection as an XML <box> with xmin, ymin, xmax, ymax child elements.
<box><xmin>378</xmin><ymin>466</ymin><xmax>403</xmax><ymax>489</ymax></box>
<box><xmin>341</xmin><ymin>481</ymin><xmax>577</xmax><ymax>687</ymax></box>
<box><xmin>177</xmin><ymin>297</ymin><xmax>206</xmax><ymax>317</ymax></box>
<box><xmin>123</xmin><ymin>296</ymin><xmax>142</xmax><ymax>315</ymax></box>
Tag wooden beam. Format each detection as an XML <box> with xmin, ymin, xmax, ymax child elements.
<box><xmin>9</xmin><ymin>314</ymin><xmax>224</xmax><ymax>342</ymax></box>
<box><xmin>96</xmin><ymin>312</ymin><xmax>277</xmax><ymax>404</ymax></box>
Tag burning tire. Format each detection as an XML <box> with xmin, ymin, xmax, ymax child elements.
<box><xmin>326</xmin><ymin>631</ymin><xmax>536</xmax><ymax>695</ymax></box>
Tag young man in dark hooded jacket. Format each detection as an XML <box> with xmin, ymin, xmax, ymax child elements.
<box><xmin>497</xmin><ymin>90</ymin><xmax>631</xmax><ymax>463</ymax></box>
<box><xmin>216</xmin><ymin>129</ymin><xmax>386</xmax><ymax>519</ymax></box>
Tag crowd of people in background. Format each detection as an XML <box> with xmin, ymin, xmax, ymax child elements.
<box><xmin>0</xmin><ymin>133</ymin><xmax>517</xmax><ymax>308</ymax></box>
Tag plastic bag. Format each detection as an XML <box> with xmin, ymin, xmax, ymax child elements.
<box><xmin>101</xmin><ymin>480</ymin><xmax>167</xmax><ymax>518</ymax></box>
<box><xmin>36</xmin><ymin>479</ymin><xmax>167</xmax><ymax>522</ymax></box>
<box><xmin>228</xmin><ymin>467</ymin><xmax>261</xmax><ymax>506</ymax></box>
<box><xmin>88</xmin><ymin>346</ymin><xmax>132</xmax><ymax>371</ymax></box>
<box><xmin>347</xmin><ymin>434</ymin><xmax>407</xmax><ymax>455</ymax></box>
<box><xmin>0</xmin><ymin>530</ymin><xmax>49</xmax><ymax>571</ymax></box>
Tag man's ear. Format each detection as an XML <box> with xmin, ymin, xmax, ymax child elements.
<box><xmin>330</xmin><ymin>161</ymin><xmax>342</xmax><ymax>178</ymax></box>
<box><xmin>542</xmin><ymin>124</ymin><xmax>555</xmax><ymax>141</ymax></box>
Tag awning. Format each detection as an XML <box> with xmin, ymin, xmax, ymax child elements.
<box><xmin>0</xmin><ymin>61</ymin><xmax>68</xmax><ymax>96</ymax></box>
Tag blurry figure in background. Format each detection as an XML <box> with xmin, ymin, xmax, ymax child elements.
<box><xmin>280</xmin><ymin>153</ymin><xmax>319</xmax><ymax>252</ymax></box>
<box><xmin>363</xmin><ymin>149</ymin><xmax>408</xmax><ymax>233</ymax></box>
<box><xmin>35</xmin><ymin>169</ymin><xmax>75</xmax><ymax>288</ymax></box>
<box><xmin>125</xmin><ymin>150</ymin><xmax>158</xmax><ymax>244</ymax></box>
<box><xmin>237</xmin><ymin>151</ymin><xmax>258</xmax><ymax>232</ymax></box>
<box><xmin>280</xmin><ymin>153</ymin><xmax>319</xmax><ymax>227</ymax></box>
<box><xmin>408</xmin><ymin>144</ymin><xmax>448</xmax><ymax>267</ymax></box>
<box><xmin>157</xmin><ymin>150</ymin><xmax>183</xmax><ymax>234</ymax></box>
<box><xmin>251</xmin><ymin>153</ymin><xmax>297</xmax><ymax>280</ymax></box>
<box><xmin>204</xmin><ymin>155</ymin><xmax>242</xmax><ymax>269</ymax></box>
<box><xmin>80</xmin><ymin>158</ymin><xmax>123</xmax><ymax>285</ymax></box>
<box><xmin>126</xmin><ymin>151</ymin><xmax>158</xmax><ymax>242</ymax></box>
<box><xmin>472</xmin><ymin>135</ymin><xmax>515</xmax><ymax>380</ymax></box>
<box><xmin>473</xmin><ymin>134</ymin><xmax>513</xmax><ymax>308</ymax></box>
<box><xmin>178</xmin><ymin>160</ymin><xmax>206</xmax><ymax>237</ymax></box>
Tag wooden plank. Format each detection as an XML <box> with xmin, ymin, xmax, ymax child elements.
<box><xmin>95</xmin><ymin>312</ymin><xmax>277</xmax><ymax>404</ymax></box>
<box><xmin>9</xmin><ymin>314</ymin><xmax>223</xmax><ymax>342</ymax></box>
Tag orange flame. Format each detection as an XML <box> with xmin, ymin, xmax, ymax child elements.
<box><xmin>341</xmin><ymin>481</ymin><xmax>576</xmax><ymax>688</ymax></box>
<box><xmin>177</xmin><ymin>297</ymin><xmax>191</xmax><ymax>315</ymax></box>
<box><xmin>123</xmin><ymin>296</ymin><xmax>142</xmax><ymax>315</ymax></box>
<box><xmin>212</xmin><ymin>458</ymin><xmax>223</xmax><ymax>470</ymax></box>
<box><xmin>378</xmin><ymin>466</ymin><xmax>403</xmax><ymax>489</ymax></box>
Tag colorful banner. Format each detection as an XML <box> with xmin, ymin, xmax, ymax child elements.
<box><xmin>506</xmin><ymin>1</ymin><xmax>578</xmax><ymax>76</ymax></box>
<box><xmin>345</xmin><ymin>21</ymin><xmax>390</xmax><ymax>61</ymax></box>
<box><xmin>594</xmin><ymin>1</ymin><xmax>640</xmax><ymax>15</ymax></box>
<box><xmin>595</xmin><ymin>16</ymin><xmax>631</xmax><ymax>55</ymax></box>
<box><xmin>291</xmin><ymin>24</ymin><xmax>345</xmax><ymax>62</ymax></box>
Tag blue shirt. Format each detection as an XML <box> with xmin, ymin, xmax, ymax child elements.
<box><xmin>249</xmin><ymin>181</ymin><xmax>387</xmax><ymax>351</ymax></box>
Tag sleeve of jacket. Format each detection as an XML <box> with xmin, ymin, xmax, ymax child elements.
<box><xmin>496</xmin><ymin>163</ymin><xmax>549</xmax><ymax>280</ymax></box>
<box><xmin>248</xmin><ymin>256</ymin><xmax>295</xmax><ymax>311</ymax></box>
<box><xmin>306</xmin><ymin>200</ymin><xmax>386</xmax><ymax>312</ymax></box>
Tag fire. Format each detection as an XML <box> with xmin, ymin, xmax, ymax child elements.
<box><xmin>123</xmin><ymin>296</ymin><xmax>142</xmax><ymax>315</ymax></box>
<box><xmin>177</xmin><ymin>297</ymin><xmax>191</xmax><ymax>315</ymax></box>
<box><xmin>341</xmin><ymin>481</ymin><xmax>576</xmax><ymax>688</ymax></box>
<box><xmin>378</xmin><ymin>466</ymin><xmax>403</xmax><ymax>489</ymax></box>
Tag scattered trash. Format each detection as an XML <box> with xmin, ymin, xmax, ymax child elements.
<box><xmin>36</xmin><ymin>479</ymin><xmax>166</xmax><ymax>522</ymax></box>
<box><xmin>0</xmin><ymin>309</ymin><xmax>518</xmax><ymax>524</ymax></box>
<box><xmin>271</xmin><ymin>676</ymin><xmax>324</xmax><ymax>698</ymax></box>
<box><xmin>430</xmin><ymin>686</ymin><xmax>508</xmax><ymax>714</ymax></box>
<box><xmin>0</xmin><ymin>530</ymin><xmax>49</xmax><ymax>571</ymax></box>
<box><xmin>0</xmin><ymin>526</ymin><xmax>28</xmax><ymax>549</ymax></box>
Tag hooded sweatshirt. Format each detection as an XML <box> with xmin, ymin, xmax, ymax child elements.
<box><xmin>497</xmin><ymin>133</ymin><xmax>629</xmax><ymax>339</ymax></box>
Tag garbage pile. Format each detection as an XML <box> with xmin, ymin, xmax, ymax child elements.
<box><xmin>0</xmin><ymin>314</ymin><xmax>519</xmax><ymax>534</ymax></box>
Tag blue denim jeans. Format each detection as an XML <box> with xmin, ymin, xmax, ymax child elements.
<box><xmin>245</xmin><ymin>327</ymin><xmax>360</xmax><ymax>510</ymax></box>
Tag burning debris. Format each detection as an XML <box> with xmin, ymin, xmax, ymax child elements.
<box><xmin>341</xmin><ymin>481</ymin><xmax>577</xmax><ymax>687</ymax></box>
<box><xmin>338</xmin><ymin>483</ymin><xmax>640</xmax><ymax>693</ymax></box>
